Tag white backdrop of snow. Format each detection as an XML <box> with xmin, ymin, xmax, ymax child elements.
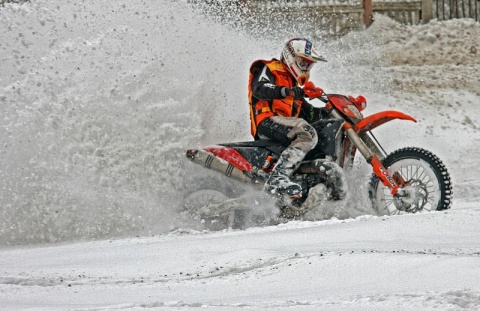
<box><xmin>0</xmin><ymin>0</ymin><xmax>479</xmax><ymax>309</ymax></box>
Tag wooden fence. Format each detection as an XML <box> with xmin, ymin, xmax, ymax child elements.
<box><xmin>249</xmin><ymin>0</ymin><xmax>427</xmax><ymax>35</ymax></box>
<box><xmin>250</xmin><ymin>1</ymin><xmax>360</xmax><ymax>35</ymax></box>
<box><xmin>249</xmin><ymin>0</ymin><xmax>479</xmax><ymax>35</ymax></box>
<box><xmin>435</xmin><ymin>0</ymin><xmax>479</xmax><ymax>21</ymax></box>
<box><xmin>374</xmin><ymin>2</ymin><xmax>424</xmax><ymax>24</ymax></box>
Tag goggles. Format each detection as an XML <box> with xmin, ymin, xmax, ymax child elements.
<box><xmin>296</xmin><ymin>57</ymin><xmax>315</xmax><ymax>72</ymax></box>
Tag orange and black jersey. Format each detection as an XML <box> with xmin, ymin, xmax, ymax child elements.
<box><xmin>250</xmin><ymin>62</ymin><xmax>286</xmax><ymax>101</ymax></box>
<box><xmin>248</xmin><ymin>59</ymin><xmax>323</xmax><ymax>137</ymax></box>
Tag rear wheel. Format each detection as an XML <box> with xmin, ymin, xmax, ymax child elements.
<box><xmin>182</xmin><ymin>189</ymin><xmax>235</xmax><ymax>230</ymax></box>
<box><xmin>181</xmin><ymin>176</ymin><xmax>250</xmax><ymax>230</ymax></box>
<box><xmin>369</xmin><ymin>147</ymin><xmax>452</xmax><ymax>215</ymax></box>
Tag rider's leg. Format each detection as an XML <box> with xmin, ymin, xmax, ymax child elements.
<box><xmin>257</xmin><ymin>116</ymin><xmax>318</xmax><ymax>196</ymax></box>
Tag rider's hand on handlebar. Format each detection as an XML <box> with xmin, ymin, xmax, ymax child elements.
<box><xmin>303</xmin><ymin>81</ymin><xmax>324</xmax><ymax>99</ymax></box>
<box><xmin>281</xmin><ymin>87</ymin><xmax>305</xmax><ymax>100</ymax></box>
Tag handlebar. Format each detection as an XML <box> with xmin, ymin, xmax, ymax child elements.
<box><xmin>303</xmin><ymin>81</ymin><xmax>367</xmax><ymax>110</ymax></box>
<box><xmin>313</xmin><ymin>95</ymin><xmax>329</xmax><ymax>104</ymax></box>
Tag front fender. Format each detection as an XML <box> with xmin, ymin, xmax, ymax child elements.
<box><xmin>354</xmin><ymin>111</ymin><xmax>417</xmax><ymax>135</ymax></box>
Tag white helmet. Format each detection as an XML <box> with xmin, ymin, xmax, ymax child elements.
<box><xmin>281</xmin><ymin>38</ymin><xmax>327</xmax><ymax>86</ymax></box>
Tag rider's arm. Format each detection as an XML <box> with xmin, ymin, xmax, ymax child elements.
<box><xmin>250</xmin><ymin>64</ymin><xmax>284</xmax><ymax>100</ymax></box>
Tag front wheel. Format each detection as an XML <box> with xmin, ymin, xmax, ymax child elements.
<box><xmin>369</xmin><ymin>147</ymin><xmax>452</xmax><ymax>215</ymax></box>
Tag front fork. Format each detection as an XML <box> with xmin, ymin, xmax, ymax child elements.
<box><xmin>369</xmin><ymin>154</ymin><xmax>400</xmax><ymax>196</ymax></box>
<box><xmin>332</xmin><ymin>110</ymin><xmax>402</xmax><ymax>197</ymax></box>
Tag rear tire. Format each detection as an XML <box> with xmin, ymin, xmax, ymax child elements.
<box><xmin>182</xmin><ymin>189</ymin><xmax>235</xmax><ymax>230</ymax></box>
<box><xmin>181</xmin><ymin>176</ymin><xmax>249</xmax><ymax>230</ymax></box>
<box><xmin>369</xmin><ymin>147</ymin><xmax>452</xmax><ymax>215</ymax></box>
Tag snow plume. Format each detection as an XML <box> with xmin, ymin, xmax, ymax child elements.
<box><xmin>0</xmin><ymin>0</ymin><xmax>260</xmax><ymax>244</ymax></box>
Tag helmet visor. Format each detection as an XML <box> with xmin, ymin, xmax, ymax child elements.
<box><xmin>296</xmin><ymin>57</ymin><xmax>315</xmax><ymax>72</ymax></box>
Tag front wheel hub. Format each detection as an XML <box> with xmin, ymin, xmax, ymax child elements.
<box><xmin>395</xmin><ymin>181</ymin><xmax>429</xmax><ymax>212</ymax></box>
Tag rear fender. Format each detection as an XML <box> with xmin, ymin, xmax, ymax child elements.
<box><xmin>204</xmin><ymin>145</ymin><xmax>254</xmax><ymax>171</ymax></box>
<box><xmin>354</xmin><ymin>111</ymin><xmax>416</xmax><ymax>135</ymax></box>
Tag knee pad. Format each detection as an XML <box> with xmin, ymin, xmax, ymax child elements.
<box><xmin>292</xmin><ymin>122</ymin><xmax>318</xmax><ymax>152</ymax></box>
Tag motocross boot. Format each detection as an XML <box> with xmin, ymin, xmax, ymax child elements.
<box><xmin>265</xmin><ymin>147</ymin><xmax>305</xmax><ymax>198</ymax></box>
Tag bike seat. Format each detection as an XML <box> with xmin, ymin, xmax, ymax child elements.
<box><xmin>219</xmin><ymin>140</ymin><xmax>286</xmax><ymax>148</ymax></box>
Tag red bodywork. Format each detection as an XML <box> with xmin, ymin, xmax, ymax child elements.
<box><xmin>321</xmin><ymin>87</ymin><xmax>417</xmax><ymax>196</ymax></box>
<box><xmin>328</xmin><ymin>95</ymin><xmax>362</xmax><ymax>120</ymax></box>
<box><xmin>354</xmin><ymin>111</ymin><xmax>417</xmax><ymax>135</ymax></box>
<box><xmin>204</xmin><ymin>145</ymin><xmax>253</xmax><ymax>171</ymax></box>
<box><xmin>370</xmin><ymin>154</ymin><xmax>400</xmax><ymax>195</ymax></box>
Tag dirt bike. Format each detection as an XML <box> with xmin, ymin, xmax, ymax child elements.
<box><xmin>184</xmin><ymin>81</ymin><xmax>452</xmax><ymax>228</ymax></box>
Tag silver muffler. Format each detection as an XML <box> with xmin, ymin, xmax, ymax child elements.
<box><xmin>186</xmin><ymin>149</ymin><xmax>252</xmax><ymax>183</ymax></box>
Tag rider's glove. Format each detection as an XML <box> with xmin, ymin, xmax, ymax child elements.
<box><xmin>304</xmin><ymin>84</ymin><xmax>324</xmax><ymax>99</ymax></box>
<box><xmin>281</xmin><ymin>87</ymin><xmax>305</xmax><ymax>100</ymax></box>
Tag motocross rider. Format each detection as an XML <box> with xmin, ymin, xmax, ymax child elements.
<box><xmin>248</xmin><ymin>38</ymin><xmax>328</xmax><ymax>197</ymax></box>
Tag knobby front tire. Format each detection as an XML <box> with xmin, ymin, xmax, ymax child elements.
<box><xmin>369</xmin><ymin>147</ymin><xmax>452</xmax><ymax>215</ymax></box>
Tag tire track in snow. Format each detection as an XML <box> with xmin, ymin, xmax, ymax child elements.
<box><xmin>76</xmin><ymin>289</ymin><xmax>480</xmax><ymax>310</ymax></box>
<box><xmin>1</xmin><ymin>249</ymin><xmax>479</xmax><ymax>288</ymax></box>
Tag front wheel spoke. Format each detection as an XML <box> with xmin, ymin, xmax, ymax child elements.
<box><xmin>413</xmin><ymin>165</ymin><xmax>422</xmax><ymax>180</ymax></box>
<box><xmin>418</xmin><ymin>168</ymin><xmax>429</xmax><ymax>184</ymax></box>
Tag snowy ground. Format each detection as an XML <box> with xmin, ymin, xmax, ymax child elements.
<box><xmin>1</xmin><ymin>0</ymin><xmax>479</xmax><ymax>310</ymax></box>
<box><xmin>1</xmin><ymin>210</ymin><xmax>480</xmax><ymax>310</ymax></box>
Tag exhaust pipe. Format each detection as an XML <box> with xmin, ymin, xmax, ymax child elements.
<box><xmin>186</xmin><ymin>149</ymin><xmax>252</xmax><ymax>183</ymax></box>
